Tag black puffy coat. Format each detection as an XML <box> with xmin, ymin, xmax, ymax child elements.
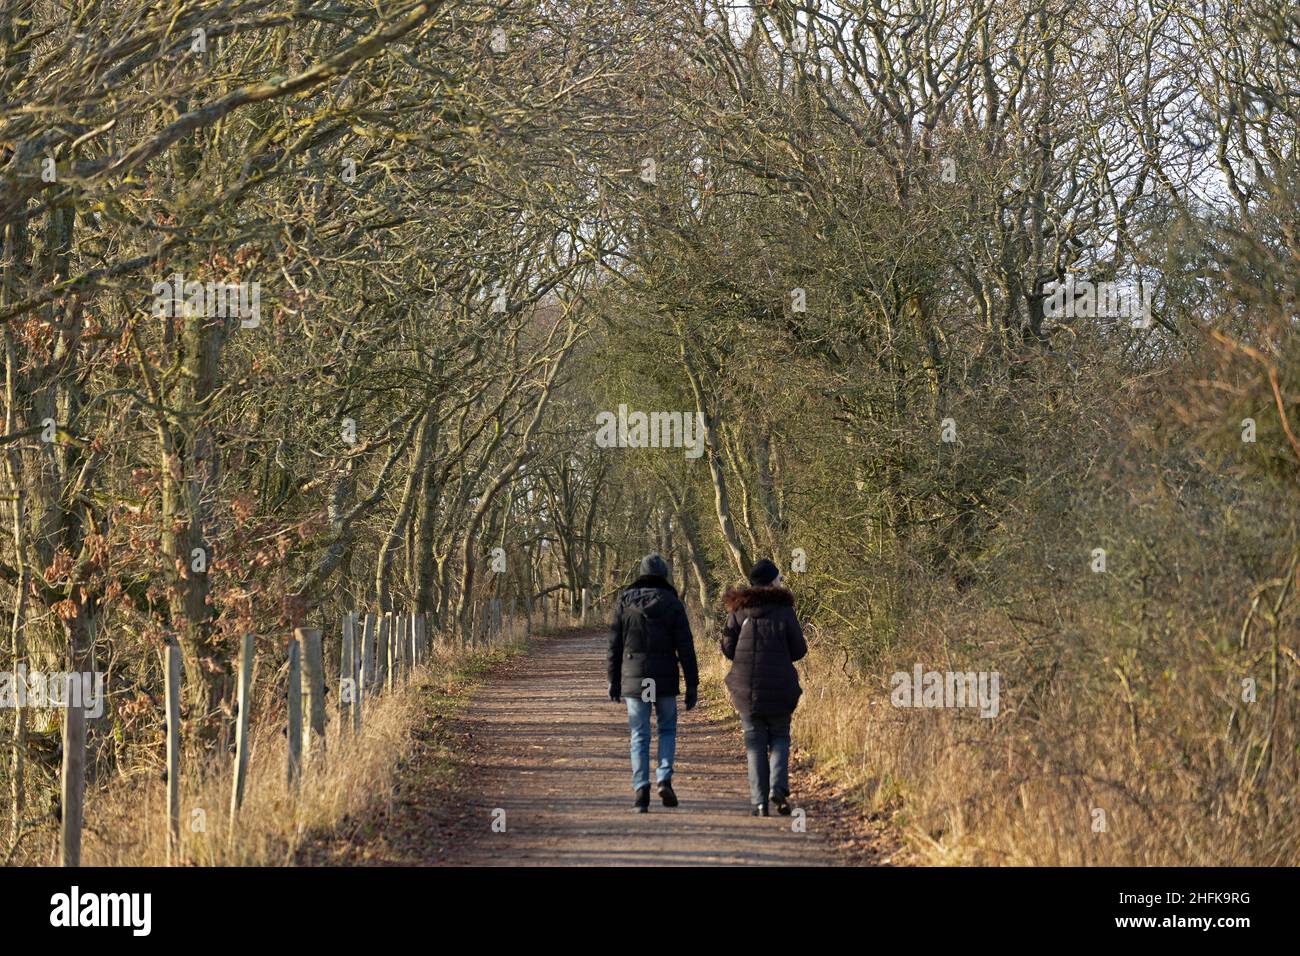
<box><xmin>720</xmin><ymin>585</ymin><xmax>807</xmax><ymax>716</ymax></box>
<box><xmin>607</xmin><ymin>575</ymin><xmax>699</xmax><ymax>699</ymax></box>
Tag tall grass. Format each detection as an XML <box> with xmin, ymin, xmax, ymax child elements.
<box><xmin>693</xmin><ymin>359</ymin><xmax>1300</xmax><ymax>866</ymax></box>
<box><xmin>791</xmin><ymin>590</ymin><xmax>1299</xmax><ymax>866</ymax></box>
<box><xmin>782</xmin><ymin>425</ymin><xmax>1300</xmax><ymax>867</ymax></box>
<box><xmin>12</xmin><ymin>630</ymin><xmax>529</xmax><ymax>867</ymax></box>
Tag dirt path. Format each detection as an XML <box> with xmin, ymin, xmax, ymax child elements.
<box><xmin>421</xmin><ymin>628</ymin><xmax>881</xmax><ymax>866</ymax></box>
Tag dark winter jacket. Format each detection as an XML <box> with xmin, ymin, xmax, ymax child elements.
<box><xmin>608</xmin><ymin>575</ymin><xmax>699</xmax><ymax>699</ymax></box>
<box><xmin>720</xmin><ymin>584</ymin><xmax>807</xmax><ymax>716</ymax></box>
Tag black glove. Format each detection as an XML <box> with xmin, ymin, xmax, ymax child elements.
<box><xmin>608</xmin><ymin>683</ymin><xmax>621</xmax><ymax>703</ymax></box>
<box><xmin>684</xmin><ymin>687</ymin><xmax>698</xmax><ymax>711</ymax></box>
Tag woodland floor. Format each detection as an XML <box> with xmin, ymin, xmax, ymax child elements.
<box><xmin>308</xmin><ymin>628</ymin><xmax>898</xmax><ymax>867</ymax></box>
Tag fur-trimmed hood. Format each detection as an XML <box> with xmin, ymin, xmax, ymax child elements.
<box><xmin>723</xmin><ymin>583</ymin><xmax>794</xmax><ymax>612</ymax></box>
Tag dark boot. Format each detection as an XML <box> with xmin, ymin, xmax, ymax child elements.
<box><xmin>658</xmin><ymin>780</ymin><xmax>678</xmax><ymax>807</ymax></box>
<box><xmin>751</xmin><ymin>803</ymin><xmax>769</xmax><ymax>817</ymax></box>
<box><xmin>634</xmin><ymin>785</ymin><xmax>650</xmax><ymax>813</ymax></box>
<box><xmin>771</xmin><ymin>792</ymin><xmax>792</xmax><ymax>816</ymax></box>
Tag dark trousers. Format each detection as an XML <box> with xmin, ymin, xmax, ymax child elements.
<box><xmin>739</xmin><ymin>712</ymin><xmax>791</xmax><ymax>806</ymax></box>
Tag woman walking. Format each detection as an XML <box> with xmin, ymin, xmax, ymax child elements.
<box><xmin>720</xmin><ymin>559</ymin><xmax>808</xmax><ymax>816</ymax></box>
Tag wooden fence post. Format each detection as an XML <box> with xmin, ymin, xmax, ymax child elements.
<box><xmin>390</xmin><ymin>612</ymin><xmax>400</xmax><ymax>684</ymax></box>
<box><xmin>286</xmin><ymin>635</ymin><xmax>302</xmax><ymax>789</ymax></box>
<box><xmin>229</xmin><ymin>633</ymin><xmax>254</xmax><ymax>837</ymax></box>
<box><xmin>388</xmin><ymin>612</ymin><xmax>400</xmax><ymax>689</ymax></box>
<box><xmin>375</xmin><ymin>612</ymin><xmax>390</xmax><ymax>693</ymax></box>
<box><xmin>339</xmin><ymin>614</ymin><xmax>354</xmax><ymax>737</ymax></box>
<box><xmin>581</xmin><ymin>587</ymin><xmax>589</xmax><ymax>625</ymax></box>
<box><xmin>59</xmin><ymin>676</ymin><xmax>87</xmax><ymax>867</ymax></box>
<box><xmin>352</xmin><ymin>612</ymin><xmax>363</xmax><ymax>734</ymax></box>
<box><xmin>359</xmin><ymin>613</ymin><xmax>375</xmax><ymax>727</ymax></box>
<box><xmin>164</xmin><ymin>639</ymin><xmax>182</xmax><ymax>864</ymax></box>
<box><xmin>398</xmin><ymin>612</ymin><xmax>408</xmax><ymax>682</ymax></box>
<box><xmin>299</xmin><ymin>627</ymin><xmax>326</xmax><ymax>759</ymax></box>
<box><xmin>387</xmin><ymin>616</ymin><xmax>397</xmax><ymax>691</ymax></box>
<box><xmin>408</xmin><ymin>612</ymin><xmax>416</xmax><ymax>670</ymax></box>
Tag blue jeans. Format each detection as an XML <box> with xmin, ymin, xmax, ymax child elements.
<box><xmin>626</xmin><ymin>696</ymin><xmax>677</xmax><ymax>791</ymax></box>
<box><xmin>739</xmin><ymin>713</ymin><xmax>791</xmax><ymax>805</ymax></box>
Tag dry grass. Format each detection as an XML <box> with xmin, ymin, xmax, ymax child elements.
<box><xmin>13</xmin><ymin>630</ymin><xmax>530</xmax><ymax>867</ymax></box>
<box><xmin>694</xmin><ymin>569</ymin><xmax>1299</xmax><ymax>868</ymax></box>
<box><xmin>789</xmin><ymin>603</ymin><xmax>1300</xmax><ymax>867</ymax></box>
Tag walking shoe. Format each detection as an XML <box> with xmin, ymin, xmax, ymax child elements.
<box><xmin>751</xmin><ymin>803</ymin><xmax>769</xmax><ymax>817</ymax></box>
<box><xmin>658</xmin><ymin>780</ymin><xmax>678</xmax><ymax>807</ymax></box>
<box><xmin>634</xmin><ymin>785</ymin><xmax>650</xmax><ymax>813</ymax></box>
<box><xmin>771</xmin><ymin>792</ymin><xmax>792</xmax><ymax>816</ymax></box>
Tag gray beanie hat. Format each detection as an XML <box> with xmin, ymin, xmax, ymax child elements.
<box><xmin>639</xmin><ymin>553</ymin><xmax>670</xmax><ymax>579</ymax></box>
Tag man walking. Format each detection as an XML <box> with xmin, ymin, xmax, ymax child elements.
<box><xmin>607</xmin><ymin>553</ymin><xmax>699</xmax><ymax>812</ymax></box>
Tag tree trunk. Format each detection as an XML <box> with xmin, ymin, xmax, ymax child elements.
<box><xmin>376</xmin><ymin>414</ymin><xmax>433</xmax><ymax>610</ymax></box>
<box><xmin>157</xmin><ymin>308</ymin><xmax>228</xmax><ymax>746</ymax></box>
<box><xmin>680</xmin><ymin>338</ymin><xmax>750</xmax><ymax>575</ymax></box>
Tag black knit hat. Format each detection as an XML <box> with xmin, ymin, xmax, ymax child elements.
<box><xmin>639</xmin><ymin>553</ymin><xmax>670</xmax><ymax>580</ymax></box>
<box><xmin>748</xmin><ymin>558</ymin><xmax>779</xmax><ymax>587</ymax></box>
